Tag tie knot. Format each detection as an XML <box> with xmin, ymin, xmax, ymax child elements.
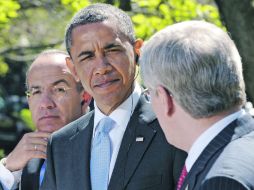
<box><xmin>97</xmin><ymin>117</ymin><xmax>114</xmax><ymax>134</ymax></box>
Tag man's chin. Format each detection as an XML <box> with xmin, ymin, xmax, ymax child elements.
<box><xmin>37</xmin><ymin>124</ymin><xmax>63</xmax><ymax>133</ymax></box>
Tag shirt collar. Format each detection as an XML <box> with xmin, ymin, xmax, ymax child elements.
<box><xmin>93</xmin><ymin>83</ymin><xmax>142</xmax><ymax>134</ymax></box>
<box><xmin>185</xmin><ymin>109</ymin><xmax>245</xmax><ymax>172</ymax></box>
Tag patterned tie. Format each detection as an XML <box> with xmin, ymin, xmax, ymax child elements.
<box><xmin>90</xmin><ymin>117</ymin><xmax>114</xmax><ymax>190</ymax></box>
<box><xmin>177</xmin><ymin>165</ymin><xmax>188</xmax><ymax>190</ymax></box>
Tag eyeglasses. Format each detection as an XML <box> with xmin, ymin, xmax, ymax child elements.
<box><xmin>26</xmin><ymin>86</ymin><xmax>73</xmax><ymax>102</ymax></box>
<box><xmin>143</xmin><ymin>86</ymin><xmax>173</xmax><ymax>100</ymax></box>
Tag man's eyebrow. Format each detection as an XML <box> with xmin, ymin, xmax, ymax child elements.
<box><xmin>29</xmin><ymin>86</ymin><xmax>40</xmax><ymax>90</ymax></box>
<box><xmin>104</xmin><ymin>43</ymin><xmax>122</xmax><ymax>49</ymax></box>
<box><xmin>78</xmin><ymin>51</ymin><xmax>93</xmax><ymax>58</ymax></box>
<box><xmin>52</xmin><ymin>79</ymin><xmax>70</xmax><ymax>87</ymax></box>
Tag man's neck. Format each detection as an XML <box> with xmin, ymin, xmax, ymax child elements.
<box><xmin>175</xmin><ymin>106</ymin><xmax>241</xmax><ymax>152</ymax></box>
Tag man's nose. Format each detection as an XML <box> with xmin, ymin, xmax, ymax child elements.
<box><xmin>39</xmin><ymin>93</ymin><xmax>56</xmax><ymax>109</ymax></box>
<box><xmin>94</xmin><ymin>56</ymin><xmax>112</xmax><ymax>75</ymax></box>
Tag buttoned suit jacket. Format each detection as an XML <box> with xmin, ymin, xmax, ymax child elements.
<box><xmin>181</xmin><ymin>114</ymin><xmax>254</xmax><ymax>190</ymax></box>
<box><xmin>20</xmin><ymin>158</ymin><xmax>44</xmax><ymax>190</ymax></box>
<box><xmin>40</xmin><ymin>95</ymin><xmax>187</xmax><ymax>190</ymax></box>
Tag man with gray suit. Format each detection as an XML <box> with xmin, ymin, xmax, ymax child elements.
<box><xmin>140</xmin><ymin>20</ymin><xmax>254</xmax><ymax>190</ymax></box>
<box><xmin>41</xmin><ymin>3</ymin><xmax>187</xmax><ymax>190</ymax></box>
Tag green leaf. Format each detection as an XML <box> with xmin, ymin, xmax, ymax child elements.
<box><xmin>20</xmin><ymin>109</ymin><xmax>35</xmax><ymax>131</ymax></box>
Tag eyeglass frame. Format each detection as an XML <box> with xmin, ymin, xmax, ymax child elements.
<box><xmin>25</xmin><ymin>85</ymin><xmax>74</xmax><ymax>102</ymax></box>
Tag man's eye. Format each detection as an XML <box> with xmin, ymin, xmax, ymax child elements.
<box><xmin>31</xmin><ymin>90</ymin><xmax>41</xmax><ymax>95</ymax></box>
<box><xmin>107</xmin><ymin>48</ymin><xmax>121</xmax><ymax>53</ymax></box>
<box><xmin>54</xmin><ymin>87</ymin><xmax>66</xmax><ymax>93</ymax></box>
<box><xmin>80</xmin><ymin>54</ymin><xmax>94</xmax><ymax>62</ymax></box>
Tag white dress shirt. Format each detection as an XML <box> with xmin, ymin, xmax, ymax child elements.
<box><xmin>185</xmin><ymin>109</ymin><xmax>245</xmax><ymax>172</ymax></box>
<box><xmin>93</xmin><ymin>83</ymin><xmax>141</xmax><ymax>182</ymax></box>
<box><xmin>0</xmin><ymin>163</ymin><xmax>21</xmax><ymax>190</ymax></box>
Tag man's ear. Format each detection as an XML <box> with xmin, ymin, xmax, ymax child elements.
<box><xmin>66</xmin><ymin>57</ymin><xmax>79</xmax><ymax>81</ymax></box>
<box><xmin>134</xmin><ymin>39</ymin><xmax>143</xmax><ymax>65</ymax></box>
<box><xmin>156</xmin><ymin>85</ymin><xmax>174</xmax><ymax>116</ymax></box>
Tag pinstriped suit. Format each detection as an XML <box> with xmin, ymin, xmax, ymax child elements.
<box><xmin>181</xmin><ymin>114</ymin><xmax>254</xmax><ymax>190</ymax></box>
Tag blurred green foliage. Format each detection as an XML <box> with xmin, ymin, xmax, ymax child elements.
<box><xmin>60</xmin><ymin>0</ymin><xmax>222</xmax><ymax>40</ymax></box>
<box><xmin>0</xmin><ymin>149</ymin><xmax>4</xmax><ymax>159</ymax></box>
<box><xmin>20</xmin><ymin>108</ymin><xmax>35</xmax><ymax>131</ymax></box>
<box><xmin>0</xmin><ymin>0</ymin><xmax>20</xmax><ymax>28</ymax></box>
<box><xmin>0</xmin><ymin>57</ymin><xmax>9</xmax><ymax>77</ymax></box>
<box><xmin>0</xmin><ymin>0</ymin><xmax>222</xmax><ymax>154</ymax></box>
<box><xmin>132</xmin><ymin>0</ymin><xmax>222</xmax><ymax>39</ymax></box>
<box><xmin>61</xmin><ymin>0</ymin><xmax>90</xmax><ymax>12</ymax></box>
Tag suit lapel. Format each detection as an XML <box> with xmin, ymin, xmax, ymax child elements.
<box><xmin>182</xmin><ymin>114</ymin><xmax>254</xmax><ymax>190</ymax></box>
<box><xmin>21</xmin><ymin>158</ymin><xmax>44</xmax><ymax>190</ymax></box>
<box><xmin>69</xmin><ymin>112</ymin><xmax>94</xmax><ymax>190</ymax></box>
<box><xmin>108</xmin><ymin>95</ymin><xmax>157</xmax><ymax>189</ymax></box>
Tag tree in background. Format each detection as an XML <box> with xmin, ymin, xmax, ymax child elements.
<box><xmin>215</xmin><ymin>0</ymin><xmax>254</xmax><ymax>103</ymax></box>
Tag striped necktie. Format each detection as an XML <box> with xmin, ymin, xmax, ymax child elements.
<box><xmin>177</xmin><ymin>165</ymin><xmax>188</xmax><ymax>190</ymax></box>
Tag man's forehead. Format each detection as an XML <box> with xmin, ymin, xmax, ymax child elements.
<box><xmin>27</xmin><ymin>61</ymin><xmax>75</xmax><ymax>88</ymax></box>
<box><xmin>28</xmin><ymin>73</ymin><xmax>74</xmax><ymax>88</ymax></box>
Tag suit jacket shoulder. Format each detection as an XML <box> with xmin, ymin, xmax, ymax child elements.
<box><xmin>50</xmin><ymin>110</ymin><xmax>94</xmax><ymax>142</ymax></box>
<box><xmin>41</xmin><ymin>111</ymin><xmax>95</xmax><ymax>190</ymax></box>
<box><xmin>204</xmin><ymin>115</ymin><xmax>254</xmax><ymax>189</ymax></box>
<box><xmin>183</xmin><ymin>114</ymin><xmax>254</xmax><ymax>190</ymax></box>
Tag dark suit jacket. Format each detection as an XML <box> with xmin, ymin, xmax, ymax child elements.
<box><xmin>181</xmin><ymin>114</ymin><xmax>254</xmax><ymax>190</ymax></box>
<box><xmin>41</xmin><ymin>95</ymin><xmax>187</xmax><ymax>190</ymax></box>
<box><xmin>20</xmin><ymin>158</ymin><xmax>44</xmax><ymax>190</ymax></box>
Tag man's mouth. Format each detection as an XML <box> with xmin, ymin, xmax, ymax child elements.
<box><xmin>39</xmin><ymin>115</ymin><xmax>59</xmax><ymax>121</ymax></box>
<box><xmin>94</xmin><ymin>79</ymin><xmax>120</xmax><ymax>88</ymax></box>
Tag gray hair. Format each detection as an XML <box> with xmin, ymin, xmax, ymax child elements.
<box><xmin>65</xmin><ymin>3</ymin><xmax>136</xmax><ymax>56</ymax></box>
<box><xmin>140</xmin><ymin>21</ymin><xmax>246</xmax><ymax>118</ymax></box>
<box><xmin>26</xmin><ymin>49</ymin><xmax>83</xmax><ymax>92</ymax></box>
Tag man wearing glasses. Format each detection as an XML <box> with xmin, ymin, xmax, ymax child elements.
<box><xmin>0</xmin><ymin>49</ymin><xmax>91</xmax><ymax>190</ymax></box>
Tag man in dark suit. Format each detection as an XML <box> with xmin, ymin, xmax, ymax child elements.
<box><xmin>41</xmin><ymin>3</ymin><xmax>187</xmax><ymax>190</ymax></box>
<box><xmin>0</xmin><ymin>49</ymin><xmax>91</xmax><ymax>190</ymax></box>
<box><xmin>140</xmin><ymin>20</ymin><xmax>254</xmax><ymax>190</ymax></box>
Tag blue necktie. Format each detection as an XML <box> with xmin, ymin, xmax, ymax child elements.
<box><xmin>90</xmin><ymin>117</ymin><xmax>114</xmax><ymax>190</ymax></box>
<box><xmin>39</xmin><ymin>160</ymin><xmax>46</xmax><ymax>186</ymax></box>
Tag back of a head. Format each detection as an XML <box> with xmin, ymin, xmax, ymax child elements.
<box><xmin>65</xmin><ymin>3</ymin><xmax>136</xmax><ymax>56</ymax></box>
<box><xmin>141</xmin><ymin>21</ymin><xmax>246</xmax><ymax>118</ymax></box>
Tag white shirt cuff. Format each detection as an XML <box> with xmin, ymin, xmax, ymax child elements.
<box><xmin>0</xmin><ymin>163</ymin><xmax>22</xmax><ymax>190</ymax></box>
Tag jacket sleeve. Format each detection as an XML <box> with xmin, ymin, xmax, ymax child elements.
<box><xmin>201</xmin><ymin>176</ymin><xmax>249</xmax><ymax>190</ymax></box>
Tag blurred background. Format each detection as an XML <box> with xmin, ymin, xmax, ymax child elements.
<box><xmin>1</xmin><ymin>0</ymin><xmax>254</xmax><ymax>158</ymax></box>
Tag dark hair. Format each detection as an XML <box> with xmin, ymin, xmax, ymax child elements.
<box><xmin>65</xmin><ymin>3</ymin><xmax>136</xmax><ymax>56</ymax></box>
